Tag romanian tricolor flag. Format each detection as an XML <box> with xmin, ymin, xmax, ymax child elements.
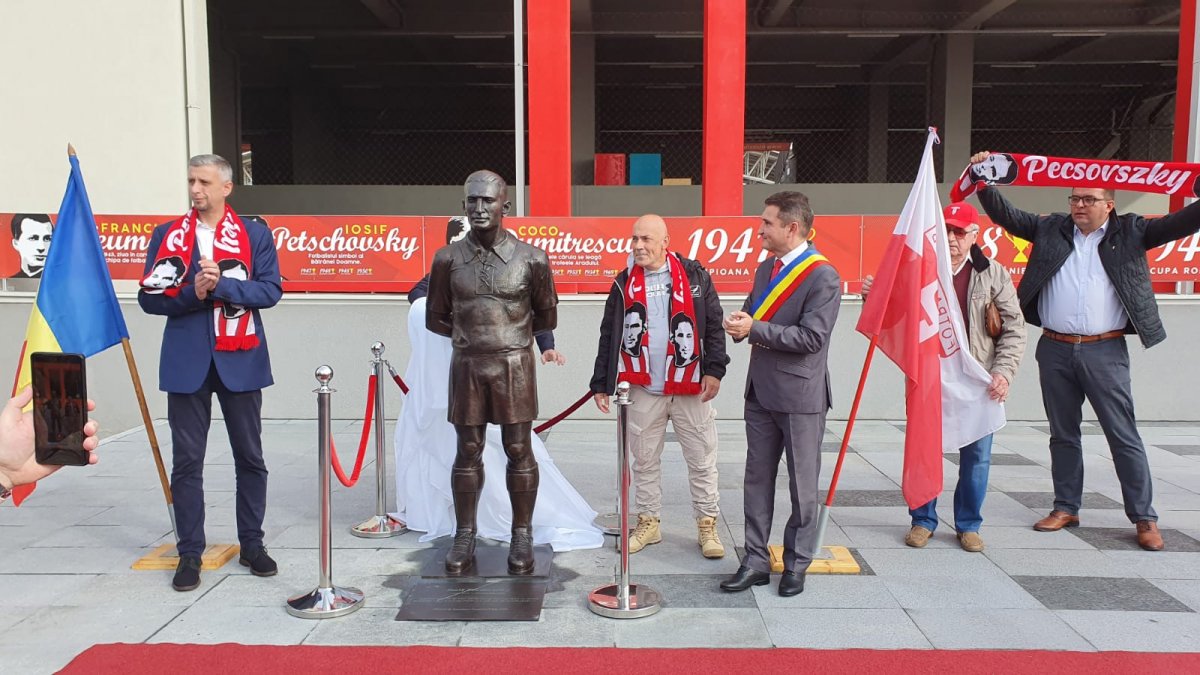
<box><xmin>10</xmin><ymin>152</ymin><xmax>128</xmax><ymax>504</ymax></box>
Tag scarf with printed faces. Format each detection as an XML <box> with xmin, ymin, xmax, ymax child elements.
<box><xmin>617</xmin><ymin>251</ymin><xmax>701</xmax><ymax>395</ymax></box>
<box><xmin>141</xmin><ymin>205</ymin><xmax>258</xmax><ymax>351</ymax></box>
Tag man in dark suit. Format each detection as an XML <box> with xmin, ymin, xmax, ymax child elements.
<box><xmin>139</xmin><ymin>154</ymin><xmax>283</xmax><ymax>591</ymax></box>
<box><xmin>720</xmin><ymin>191</ymin><xmax>841</xmax><ymax>597</ymax></box>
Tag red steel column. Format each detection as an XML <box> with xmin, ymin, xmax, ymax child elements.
<box><xmin>702</xmin><ymin>0</ymin><xmax>746</xmax><ymax>216</ymax></box>
<box><xmin>527</xmin><ymin>0</ymin><xmax>572</xmax><ymax>216</ymax></box>
<box><xmin>1171</xmin><ymin>0</ymin><xmax>1197</xmax><ymax>212</ymax></box>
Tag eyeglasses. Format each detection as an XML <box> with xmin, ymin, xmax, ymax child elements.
<box><xmin>1067</xmin><ymin>195</ymin><xmax>1108</xmax><ymax>207</ymax></box>
<box><xmin>945</xmin><ymin>227</ymin><xmax>976</xmax><ymax>238</ymax></box>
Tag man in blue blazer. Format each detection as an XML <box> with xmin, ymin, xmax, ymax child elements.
<box><xmin>139</xmin><ymin>154</ymin><xmax>283</xmax><ymax>591</ymax></box>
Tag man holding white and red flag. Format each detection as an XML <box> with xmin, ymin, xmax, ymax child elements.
<box><xmin>720</xmin><ymin>191</ymin><xmax>841</xmax><ymax>597</ymax></box>
<box><xmin>863</xmin><ymin>200</ymin><xmax>1025</xmax><ymax>552</ymax></box>
<box><xmin>964</xmin><ymin>150</ymin><xmax>1200</xmax><ymax>551</ymax></box>
<box><xmin>140</xmin><ymin>154</ymin><xmax>282</xmax><ymax>591</ymax></box>
<box><xmin>857</xmin><ymin>130</ymin><xmax>1005</xmax><ymax>546</ymax></box>
<box><xmin>590</xmin><ymin>214</ymin><xmax>729</xmax><ymax>560</ymax></box>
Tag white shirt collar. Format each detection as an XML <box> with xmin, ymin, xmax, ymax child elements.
<box><xmin>778</xmin><ymin>241</ymin><xmax>809</xmax><ymax>266</ymax></box>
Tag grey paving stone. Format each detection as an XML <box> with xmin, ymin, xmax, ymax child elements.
<box><xmin>614</xmin><ymin>607</ymin><xmax>772</xmax><ymax>647</ymax></box>
<box><xmin>751</xmin><ymin>574</ymin><xmax>896</xmax><ymax>608</ymax></box>
<box><xmin>306</xmin><ymin>608</ymin><xmax>465</xmax><ymax>645</ymax></box>
<box><xmin>1102</xmin><ymin>551</ymin><xmax>1200</xmax><ymax>580</ymax></box>
<box><xmin>830</xmin><ymin>506</ymin><xmax>912</xmax><ymax>527</ymax></box>
<box><xmin>816</xmin><ymin>489</ymin><xmax>907</xmax><ymax>507</ymax></box>
<box><xmin>0</xmin><ymin>573</ymin><xmax>100</xmax><ymax>607</ymax></box>
<box><xmin>883</xmin><ymin>574</ymin><xmax>1044</xmax><ymax>609</ymax></box>
<box><xmin>632</xmin><ymin>574</ymin><xmax>757</xmax><ymax>608</ymax></box>
<box><xmin>461</xmin><ymin>606</ymin><xmax>616</xmax><ymax>647</ymax></box>
<box><xmin>0</xmin><ymin>546</ymin><xmax>144</xmax><ymax>575</ymax></box>
<box><xmin>760</xmin><ymin>608</ymin><xmax>932</xmax><ymax>649</ymax></box>
<box><xmin>0</xmin><ymin>603</ymin><xmax>186</xmax><ymax>651</ymax></box>
<box><xmin>943</xmin><ymin>452</ymin><xmax>1038</xmax><ymax>466</ymax></box>
<box><xmin>542</xmin><ymin>574</ymin><xmax>616</xmax><ymax>610</ymax></box>
<box><xmin>985</xmin><ymin>549</ymin><xmax>1138</xmax><ymax>578</ymax></box>
<box><xmin>1013</xmin><ymin>575</ymin><xmax>1195</xmax><ymax>612</ymax></box>
<box><xmin>857</xmin><ymin>548</ymin><xmax>1009</xmax><ymax>578</ymax></box>
<box><xmin>1032</xmin><ymin>425</ymin><xmax>1106</xmax><ymax>436</ymax></box>
<box><xmin>1070</xmin><ymin>527</ymin><xmax>1200</xmax><ymax>552</ymax></box>
<box><xmin>1148</xmin><ymin>579</ymin><xmax>1200</xmax><ymax>613</ymax></box>
<box><xmin>1006</xmin><ymin>491</ymin><xmax>1124</xmax><ymax>510</ymax></box>
<box><xmin>965</xmin><ymin>526</ymin><xmax>1096</xmax><ymax>550</ymax></box>
<box><xmin>907</xmin><ymin>608</ymin><xmax>1095</xmax><ymax>650</ymax></box>
<box><xmin>1154</xmin><ymin>444</ymin><xmax>1200</xmax><ymax>455</ymax></box>
<box><xmin>842</xmin><ymin>526</ymin><xmax>959</xmax><ymax>549</ymax></box>
<box><xmin>149</xmin><ymin>604</ymin><xmax>318</xmax><ymax>644</ymax></box>
<box><xmin>1</xmin><ymin>641</ymin><xmax>81</xmax><ymax>675</ymax></box>
<box><xmin>1056</xmin><ymin>610</ymin><xmax>1200</xmax><ymax>651</ymax></box>
<box><xmin>0</xmin><ymin>605</ymin><xmax>39</xmax><ymax>634</ymax></box>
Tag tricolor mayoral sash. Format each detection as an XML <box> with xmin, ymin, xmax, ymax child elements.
<box><xmin>749</xmin><ymin>248</ymin><xmax>832</xmax><ymax>322</ymax></box>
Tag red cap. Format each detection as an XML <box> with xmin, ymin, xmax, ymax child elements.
<box><xmin>943</xmin><ymin>202</ymin><xmax>979</xmax><ymax>231</ymax></box>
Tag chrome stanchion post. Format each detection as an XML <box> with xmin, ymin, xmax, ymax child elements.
<box><xmin>593</xmin><ymin>389</ymin><xmax>631</xmax><ymax>536</ymax></box>
<box><xmin>351</xmin><ymin>342</ymin><xmax>408</xmax><ymax>538</ymax></box>
<box><xmin>287</xmin><ymin>366</ymin><xmax>365</xmax><ymax>619</ymax></box>
<box><xmin>588</xmin><ymin>382</ymin><xmax>661</xmax><ymax>619</ymax></box>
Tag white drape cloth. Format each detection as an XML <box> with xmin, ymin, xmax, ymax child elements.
<box><xmin>393</xmin><ymin>299</ymin><xmax>603</xmax><ymax>551</ymax></box>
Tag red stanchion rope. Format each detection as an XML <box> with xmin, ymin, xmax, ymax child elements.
<box><xmin>329</xmin><ymin>374</ymin><xmax>376</xmax><ymax>488</ymax></box>
<box><xmin>391</xmin><ymin>373</ymin><xmax>409</xmax><ymax>395</ymax></box>
<box><xmin>534</xmin><ymin>391</ymin><xmax>592</xmax><ymax>434</ymax></box>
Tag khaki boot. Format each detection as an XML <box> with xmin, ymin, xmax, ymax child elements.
<box><xmin>905</xmin><ymin>525</ymin><xmax>933</xmax><ymax>548</ymax></box>
<box><xmin>697</xmin><ymin>516</ymin><xmax>725</xmax><ymax>559</ymax></box>
<box><xmin>627</xmin><ymin>514</ymin><xmax>662</xmax><ymax>553</ymax></box>
<box><xmin>957</xmin><ymin>531</ymin><xmax>984</xmax><ymax>553</ymax></box>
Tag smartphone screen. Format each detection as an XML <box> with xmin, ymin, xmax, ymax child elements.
<box><xmin>31</xmin><ymin>352</ymin><xmax>89</xmax><ymax>466</ymax></box>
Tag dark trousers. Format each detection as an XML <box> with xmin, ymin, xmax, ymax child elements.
<box><xmin>742</xmin><ymin>392</ymin><xmax>824</xmax><ymax>575</ymax></box>
<box><xmin>168</xmin><ymin>364</ymin><xmax>268</xmax><ymax>557</ymax></box>
<box><xmin>1036</xmin><ymin>336</ymin><xmax>1155</xmax><ymax>523</ymax></box>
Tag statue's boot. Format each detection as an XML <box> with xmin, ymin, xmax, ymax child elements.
<box><xmin>445</xmin><ymin>466</ymin><xmax>482</xmax><ymax>574</ymax></box>
<box><xmin>507</xmin><ymin>465</ymin><xmax>539</xmax><ymax>575</ymax></box>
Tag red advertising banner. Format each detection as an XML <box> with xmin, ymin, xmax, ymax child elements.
<box><xmin>3</xmin><ymin>212</ymin><xmax>1199</xmax><ymax>293</ymax></box>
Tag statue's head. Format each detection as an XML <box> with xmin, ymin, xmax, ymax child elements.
<box><xmin>462</xmin><ymin>170</ymin><xmax>510</xmax><ymax>234</ymax></box>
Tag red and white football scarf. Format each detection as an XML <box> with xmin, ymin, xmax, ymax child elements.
<box><xmin>951</xmin><ymin>152</ymin><xmax>1200</xmax><ymax>202</ymax></box>
<box><xmin>141</xmin><ymin>205</ymin><xmax>259</xmax><ymax>351</ymax></box>
<box><xmin>617</xmin><ymin>252</ymin><xmax>701</xmax><ymax>395</ymax></box>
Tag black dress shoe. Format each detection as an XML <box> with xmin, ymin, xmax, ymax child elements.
<box><xmin>239</xmin><ymin>546</ymin><xmax>278</xmax><ymax>577</ymax></box>
<box><xmin>720</xmin><ymin>565</ymin><xmax>770</xmax><ymax>592</ymax></box>
<box><xmin>778</xmin><ymin>570</ymin><xmax>805</xmax><ymax>597</ymax></box>
<box><xmin>172</xmin><ymin>555</ymin><xmax>202</xmax><ymax>592</ymax></box>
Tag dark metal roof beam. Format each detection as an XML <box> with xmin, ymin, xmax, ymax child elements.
<box><xmin>359</xmin><ymin>0</ymin><xmax>402</xmax><ymax>29</ymax></box>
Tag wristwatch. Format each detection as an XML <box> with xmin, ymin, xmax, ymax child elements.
<box><xmin>0</xmin><ymin>473</ymin><xmax>13</xmax><ymax>502</ymax></box>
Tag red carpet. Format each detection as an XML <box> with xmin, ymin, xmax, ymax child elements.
<box><xmin>61</xmin><ymin>643</ymin><xmax>1200</xmax><ymax>674</ymax></box>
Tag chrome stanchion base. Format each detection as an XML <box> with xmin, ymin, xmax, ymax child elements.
<box><xmin>350</xmin><ymin>514</ymin><xmax>408</xmax><ymax>538</ymax></box>
<box><xmin>594</xmin><ymin>512</ymin><xmax>634</xmax><ymax>536</ymax></box>
<box><xmin>588</xmin><ymin>583</ymin><xmax>662</xmax><ymax>619</ymax></box>
<box><xmin>286</xmin><ymin>585</ymin><xmax>365</xmax><ymax>619</ymax></box>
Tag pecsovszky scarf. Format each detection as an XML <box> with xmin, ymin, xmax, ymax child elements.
<box><xmin>141</xmin><ymin>205</ymin><xmax>258</xmax><ymax>351</ymax></box>
<box><xmin>617</xmin><ymin>252</ymin><xmax>701</xmax><ymax>395</ymax></box>
<box><xmin>951</xmin><ymin>152</ymin><xmax>1200</xmax><ymax>202</ymax></box>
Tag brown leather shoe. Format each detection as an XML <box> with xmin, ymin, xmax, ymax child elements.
<box><xmin>1033</xmin><ymin>511</ymin><xmax>1080</xmax><ymax>532</ymax></box>
<box><xmin>1136</xmin><ymin>520</ymin><xmax>1165</xmax><ymax>551</ymax></box>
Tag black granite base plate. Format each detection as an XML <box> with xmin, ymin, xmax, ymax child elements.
<box><xmin>420</xmin><ymin>542</ymin><xmax>554</xmax><ymax>578</ymax></box>
<box><xmin>396</xmin><ymin>577</ymin><xmax>548</xmax><ymax>621</ymax></box>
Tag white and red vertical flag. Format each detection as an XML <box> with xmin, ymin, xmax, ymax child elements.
<box><xmin>856</xmin><ymin>129</ymin><xmax>1004</xmax><ymax>509</ymax></box>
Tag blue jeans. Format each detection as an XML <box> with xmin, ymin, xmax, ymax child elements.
<box><xmin>909</xmin><ymin>433</ymin><xmax>993</xmax><ymax>534</ymax></box>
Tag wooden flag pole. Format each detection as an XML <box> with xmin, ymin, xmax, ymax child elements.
<box><xmin>121</xmin><ymin>337</ymin><xmax>178</xmax><ymax>543</ymax></box>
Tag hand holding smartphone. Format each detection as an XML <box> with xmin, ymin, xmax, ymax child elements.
<box><xmin>31</xmin><ymin>352</ymin><xmax>90</xmax><ymax>466</ymax></box>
